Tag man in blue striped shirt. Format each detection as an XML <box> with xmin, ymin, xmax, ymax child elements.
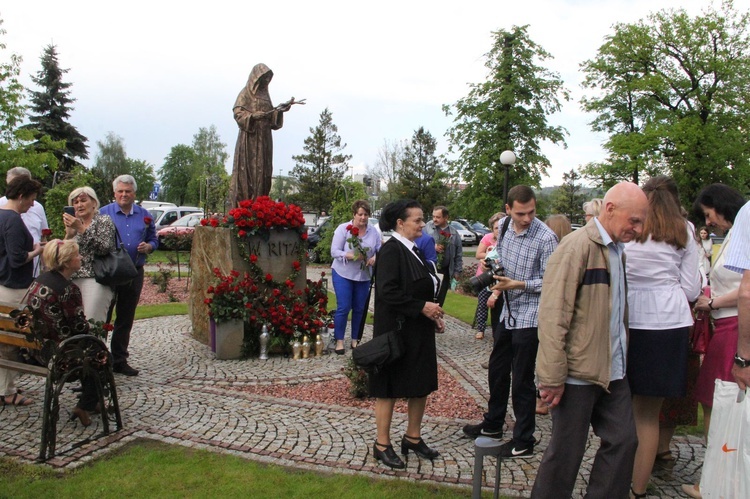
<box><xmin>724</xmin><ymin>200</ymin><xmax>750</xmax><ymax>389</ymax></box>
<box><xmin>463</xmin><ymin>185</ymin><xmax>557</xmax><ymax>459</ymax></box>
<box><xmin>100</xmin><ymin>175</ymin><xmax>159</xmax><ymax>376</ymax></box>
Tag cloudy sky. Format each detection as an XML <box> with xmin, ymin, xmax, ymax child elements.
<box><xmin>3</xmin><ymin>0</ymin><xmax>741</xmax><ymax>189</ymax></box>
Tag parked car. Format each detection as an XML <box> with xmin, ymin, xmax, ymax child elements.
<box><xmin>468</xmin><ymin>221</ymin><xmax>491</xmax><ymax>237</ymax></box>
<box><xmin>368</xmin><ymin>218</ymin><xmax>392</xmax><ymax>244</ymax></box>
<box><xmin>156</xmin><ymin>212</ymin><xmax>204</xmax><ymax>249</ymax></box>
<box><xmin>147</xmin><ymin>205</ymin><xmax>203</xmax><ymax>232</ymax></box>
<box><xmin>454</xmin><ymin>218</ymin><xmax>484</xmax><ymax>241</ymax></box>
<box><xmin>450</xmin><ymin>221</ymin><xmax>478</xmax><ymax>246</ymax></box>
<box><xmin>307</xmin><ymin>218</ymin><xmax>332</xmax><ymax>263</ymax></box>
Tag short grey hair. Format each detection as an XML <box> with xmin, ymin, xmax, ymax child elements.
<box><xmin>68</xmin><ymin>186</ymin><xmax>101</xmax><ymax>209</ymax></box>
<box><xmin>113</xmin><ymin>174</ymin><xmax>137</xmax><ymax>193</ymax></box>
<box><xmin>6</xmin><ymin>167</ymin><xmax>32</xmax><ymax>184</ymax></box>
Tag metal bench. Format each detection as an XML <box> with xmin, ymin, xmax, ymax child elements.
<box><xmin>0</xmin><ymin>301</ymin><xmax>123</xmax><ymax>461</ymax></box>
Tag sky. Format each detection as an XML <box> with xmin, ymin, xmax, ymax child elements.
<box><xmin>3</xmin><ymin>0</ymin><xmax>744</xmax><ymax>190</ymax></box>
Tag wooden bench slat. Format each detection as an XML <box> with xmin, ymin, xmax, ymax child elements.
<box><xmin>0</xmin><ymin>330</ymin><xmax>40</xmax><ymax>349</ymax></box>
<box><xmin>0</xmin><ymin>358</ymin><xmax>47</xmax><ymax>376</ymax></box>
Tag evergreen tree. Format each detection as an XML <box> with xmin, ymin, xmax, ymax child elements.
<box><xmin>25</xmin><ymin>44</ymin><xmax>88</xmax><ymax>175</ymax></box>
<box><xmin>290</xmin><ymin>108</ymin><xmax>350</xmax><ymax>213</ymax></box>
<box><xmin>0</xmin><ymin>18</ymin><xmax>61</xmax><ymax>184</ymax></box>
<box><xmin>548</xmin><ymin>169</ymin><xmax>587</xmax><ymax>224</ymax></box>
<box><xmin>396</xmin><ymin>127</ymin><xmax>449</xmax><ymax>212</ymax></box>
<box><xmin>443</xmin><ymin>25</ymin><xmax>569</xmax><ymax>221</ymax></box>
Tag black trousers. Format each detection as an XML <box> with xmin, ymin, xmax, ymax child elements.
<box><xmin>107</xmin><ymin>267</ymin><xmax>144</xmax><ymax>365</ymax></box>
<box><xmin>485</xmin><ymin>321</ymin><xmax>538</xmax><ymax>447</ymax></box>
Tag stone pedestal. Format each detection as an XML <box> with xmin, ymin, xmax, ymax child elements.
<box><xmin>189</xmin><ymin>226</ymin><xmax>306</xmax><ymax>345</ymax></box>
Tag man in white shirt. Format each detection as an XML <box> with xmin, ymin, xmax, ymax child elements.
<box><xmin>0</xmin><ymin>167</ymin><xmax>49</xmax><ymax>276</ymax></box>
<box><xmin>723</xmin><ymin>200</ymin><xmax>750</xmax><ymax>389</ymax></box>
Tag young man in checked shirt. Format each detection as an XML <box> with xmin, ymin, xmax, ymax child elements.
<box><xmin>462</xmin><ymin>185</ymin><xmax>558</xmax><ymax>459</ymax></box>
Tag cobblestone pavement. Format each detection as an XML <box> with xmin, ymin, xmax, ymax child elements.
<box><xmin>0</xmin><ymin>272</ymin><xmax>704</xmax><ymax>497</ymax></box>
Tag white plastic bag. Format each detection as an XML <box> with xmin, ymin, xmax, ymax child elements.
<box><xmin>700</xmin><ymin>380</ymin><xmax>749</xmax><ymax>498</ymax></box>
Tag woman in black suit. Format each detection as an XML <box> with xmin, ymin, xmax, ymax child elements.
<box><xmin>371</xmin><ymin>200</ymin><xmax>445</xmax><ymax>469</ymax></box>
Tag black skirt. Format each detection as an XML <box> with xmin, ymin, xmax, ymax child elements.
<box><xmin>627</xmin><ymin>327</ymin><xmax>689</xmax><ymax>397</ymax></box>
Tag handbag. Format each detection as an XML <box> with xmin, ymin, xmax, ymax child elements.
<box><xmin>93</xmin><ymin>227</ymin><xmax>138</xmax><ymax>286</ymax></box>
<box><xmin>692</xmin><ymin>287</ymin><xmax>713</xmax><ymax>354</ymax></box>
<box><xmin>699</xmin><ymin>381</ymin><xmax>749</xmax><ymax>498</ymax></box>
<box><xmin>353</xmin><ymin>316</ymin><xmax>404</xmax><ymax>374</ymax></box>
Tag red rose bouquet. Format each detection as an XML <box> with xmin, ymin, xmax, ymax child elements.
<box><xmin>345</xmin><ymin>224</ymin><xmax>370</xmax><ymax>271</ymax></box>
<box><xmin>436</xmin><ymin>229</ymin><xmax>451</xmax><ymax>268</ymax></box>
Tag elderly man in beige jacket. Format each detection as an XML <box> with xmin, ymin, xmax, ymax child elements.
<box><xmin>532</xmin><ymin>182</ymin><xmax>648</xmax><ymax>499</ymax></box>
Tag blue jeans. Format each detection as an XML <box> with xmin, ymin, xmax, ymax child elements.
<box><xmin>331</xmin><ymin>269</ymin><xmax>370</xmax><ymax>341</ymax></box>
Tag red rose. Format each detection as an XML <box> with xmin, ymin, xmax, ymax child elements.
<box><xmin>204</xmin><ymin>298</ymin><xmax>212</xmax><ymax>304</ymax></box>
<box><xmin>301</xmin><ymin>232</ymin><xmax>308</xmax><ymax>240</ymax></box>
<box><xmin>207</xmin><ymin>286</ymin><xmax>215</xmax><ymax>293</ymax></box>
<box><xmin>350</xmin><ymin>226</ymin><xmax>359</xmax><ymax>236</ymax></box>
<box><xmin>144</xmin><ymin>216</ymin><xmax>153</xmax><ymax>225</ymax></box>
<box><xmin>200</xmin><ymin>219</ymin><xmax>208</xmax><ymax>226</ymax></box>
<box><xmin>346</xmin><ymin>224</ymin><xmax>353</xmax><ymax>231</ymax></box>
<box><xmin>42</xmin><ymin>228</ymin><xmax>53</xmax><ymax>237</ymax></box>
<box><xmin>103</xmin><ymin>323</ymin><xmax>114</xmax><ymax>331</ymax></box>
<box><xmin>210</xmin><ymin>219</ymin><xmax>219</xmax><ymax>227</ymax></box>
<box><xmin>238</xmin><ymin>230</ymin><xmax>247</xmax><ymax>237</ymax></box>
<box><xmin>250</xmin><ymin>254</ymin><xmax>258</xmax><ymax>263</ymax></box>
<box><xmin>265</xmin><ymin>273</ymin><xmax>273</xmax><ymax>282</ymax></box>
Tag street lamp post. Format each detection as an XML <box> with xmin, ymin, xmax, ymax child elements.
<box><xmin>500</xmin><ymin>150</ymin><xmax>516</xmax><ymax>207</ymax></box>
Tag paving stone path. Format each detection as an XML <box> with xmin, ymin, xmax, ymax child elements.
<box><xmin>0</xmin><ymin>271</ymin><xmax>704</xmax><ymax>497</ymax></box>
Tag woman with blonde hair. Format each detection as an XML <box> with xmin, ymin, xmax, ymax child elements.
<box><xmin>624</xmin><ymin>176</ymin><xmax>701</xmax><ymax>498</ymax></box>
<box><xmin>63</xmin><ymin>186</ymin><xmax>116</xmax><ymax>322</ymax></box>
<box><xmin>26</xmin><ymin>239</ymin><xmax>99</xmax><ymax>425</ymax></box>
<box><xmin>582</xmin><ymin>198</ymin><xmax>603</xmax><ymax>223</ymax></box>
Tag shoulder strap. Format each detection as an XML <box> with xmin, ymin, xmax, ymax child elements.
<box><xmin>499</xmin><ymin>216</ymin><xmax>511</xmax><ymax>243</ymax></box>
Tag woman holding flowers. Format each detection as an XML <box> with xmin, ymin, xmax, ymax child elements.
<box><xmin>330</xmin><ymin>200</ymin><xmax>381</xmax><ymax>354</ymax></box>
<box><xmin>63</xmin><ymin>186</ymin><xmax>116</xmax><ymax>323</ymax></box>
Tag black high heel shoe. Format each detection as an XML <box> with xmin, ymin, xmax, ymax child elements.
<box><xmin>400</xmin><ymin>435</ymin><xmax>440</xmax><ymax>459</ymax></box>
<box><xmin>373</xmin><ymin>441</ymin><xmax>405</xmax><ymax>469</ymax></box>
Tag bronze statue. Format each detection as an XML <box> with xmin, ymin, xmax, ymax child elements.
<box><xmin>230</xmin><ymin>63</ymin><xmax>304</xmax><ymax>206</ymax></box>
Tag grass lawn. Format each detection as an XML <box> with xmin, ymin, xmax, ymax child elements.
<box><xmin>0</xmin><ymin>439</ymin><xmax>478</xmax><ymax>498</ymax></box>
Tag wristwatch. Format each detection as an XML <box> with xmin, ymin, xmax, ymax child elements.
<box><xmin>734</xmin><ymin>353</ymin><xmax>750</xmax><ymax>368</ymax></box>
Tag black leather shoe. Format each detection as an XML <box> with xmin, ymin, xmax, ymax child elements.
<box><xmin>373</xmin><ymin>441</ymin><xmax>405</xmax><ymax>469</ymax></box>
<box><xmin>113</xmin><ymin>363</ymin><xmax>139</xmax><ymax>376</ymax></box>
<box><xmin>401</xmin><ymin>435</ymin><xmax>440</xmax><ymax>459</ymax></box>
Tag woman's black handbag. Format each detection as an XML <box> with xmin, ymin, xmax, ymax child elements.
<box><xmin>93</xmin><ymin>228</ymin><xmax>138</xmax><ymax>286</ymax></box>
<box><xmin>353</xmin><ymin>317</ymin><xmax>404</xmax><ymax>374</ymax></box>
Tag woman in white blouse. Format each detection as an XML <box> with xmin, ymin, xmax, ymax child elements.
<box><xmin>623</xmin><ymin>176</ymin><xmax>701</xmax><ymax>498</ymax></box>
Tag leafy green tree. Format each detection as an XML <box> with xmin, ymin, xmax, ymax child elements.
<box><xmin>580</xmin><ymin>1</ymin><xmax>750</xmax><ymax>202</ymax></box>
<box><xmin>269</xmin><ymin>175</ymin><xmax>299</xmax><ymax>203</ymax></box>
<box><xmin>548</xmin><ymin>169</ymin><xmax>587</xmax><ymax>223</ymax></box>
<box><xmin>394</xmin><ymin>127</ymin><xmax>449</xmax><ymax>212</ymax></box>
<box><xmin>159</xmin><ymin>144</ymin><xmax>198</xmax><ymax>205</ymax></box>
<box><xmin>290</xmin><ymin>108</ymin><xmax>350</xmax><ymax>213</ymax></box>
<box><xmin>24</xmin><ymin>44</ymin><xmax>88</xmax><ymax>176</ymax></box>
<box><xmin>126</xmin><ymin>158</ymin><xmax>157</xmax><ymax>201</ymax></box>
<box><xmin>0</xmin><ymin>18</ymin><xmax>61</xmax><ymax>185</ymax></box>
<box><xmin>443</xmin><ymin>25</ymin><xmax>569</xmax><ymax>221</ymax></box>
<box><xmin>191</xmin><ymin>125</ymin><xmax>229</xmax><ymax>212</ymax></box>
<box><xmin>90</xmin><ymin>132</ymin><xmax>127</xmax><ymax>197</ymax></box>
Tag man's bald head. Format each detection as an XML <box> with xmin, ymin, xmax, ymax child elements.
<box><xmin>599</xmin><ymin>182</ymin><xmax>648</xmax><ymax>243</ymax></box>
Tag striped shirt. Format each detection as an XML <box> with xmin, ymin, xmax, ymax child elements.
<box><xmin>495</xmin><ymin>217</ymin><xmax>558</xmax><ymax>329</ymax></box>
<box><xmin>725</xmin><ymin>201</ymin><xmax>750</xmax><ymax>274</ymax></box>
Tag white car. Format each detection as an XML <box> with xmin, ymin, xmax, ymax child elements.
<box><xmin>450</xmin><ymin>221</ymin><xmax>478</xmax><ymax>246</ymax></box>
